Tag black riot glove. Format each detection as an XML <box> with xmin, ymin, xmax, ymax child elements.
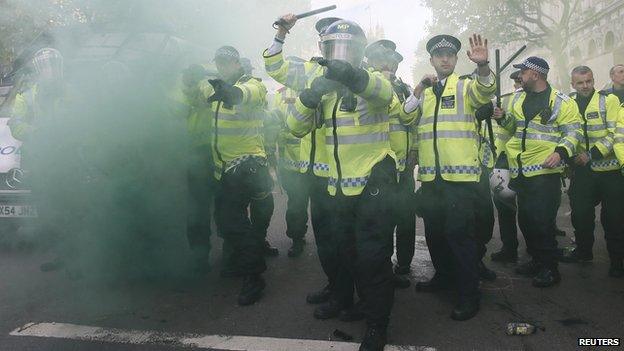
<box><xmin>318</xmin><ymin>59</ymin><xmax>369</xmax><ymax>94</ymax></box>
<box><xmin>206</xmin><ymin>79</ymin><xmax>243</xmax><ymax>105</ymax></box>
<box><xmin>299</xmin><ymin>76</ymin><xmax>340</xmax><ymax>109</ymax></box>
<box><xmin>475</xmin><ymin>101</ymin><xmax>494</xmax><ymax>121</ymax></box>
<box><xmin>182</xmin><ymin>64</ymin><xmax>207</xmax><ymax>87</ymax></box>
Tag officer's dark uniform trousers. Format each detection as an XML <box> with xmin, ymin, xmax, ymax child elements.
<box><xmin>332</xmin><ymin>157</ymin><xmax>397</xmax><ymax>326</ymax></box>
<box><xmin>569</xmin><ymin>164</ymin><xmax>624</xmax><ymax>260</ymax></box>
<box><xmin>279</xmin><ymin>168</ymin><xmax>309</xmax><ymax>242</ymax></box>
<box><xmin>475</xmin><ymin>165</ymin><xmax>495</xmax><ymax>260</ymax></box>
<box><xmin>512</xmin><ymin>173</ymin><xmax>561</xmax><ymax>268</ymax></box>
<box><xmin>394</xmin><ymin>164</ymin><xmax>417</xmax><ymax>269</ymax></box>
<box><xmin>214</xmin><ymin>157</ymin><xmax>274</xmax><ymax>276</ymax></box>
<box><xmin>187</xmin><ymin>146</ymin><xmax>214</xmax><ymax>255</ymax></box>
<box><xmin>492</xmin><ymin>153</ymin><xmax>519</xmax><ymax>252</ymax></box>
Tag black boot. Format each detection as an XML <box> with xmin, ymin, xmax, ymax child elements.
<box><xmin>479</xmin><ymin>261</ymin><xmax>497</xmax><ymax>281</ymax></box>
<box><xmin>287</xmin><ymin>238</ymin><xmax>305</xmax><ymax>258</ymax></box>
<box><xmin>490</xmin><ymin>249</ymin><xmax>518</xmax><ymax>263</ymax></box>
<box><xmin>559</xmin><ymin>248</ymin><xmax>593</xmax><ymax>263</ymax></box>
<box><xmin>237</xmin><ymin>274</ymin><xmax>265</xmax><ymax>306</ymax></box>
<box><xmin>359</xmin><ymin>324</ymin><xmax>387</xmax><ymax>351</ymax></box>
<box><xmin>263</xmin><ymin>240</ymin><xmax>279</xmax><ymax>257</ymax></box>
<box><xmin>306</xmin><ymin>284</ymin><xmax>331</xmax><ymax>304</ymax></box>
<box><xmin>515</xmin><ymin>259</ymin><xmax>543</xmax><ymax>276</ymax></box>
<box><xmin>532</xmin><ymin>267</ymin><xmax>561</xmax><ymax>287</ymax></box>
<box><xmin>415</xmin><ymin>274</ymin><xmax>453</xmax><ymax>293</ymax></box>
<box><xmin>451</xmin><ymin>299</ymin><xmax>480</xmax><ymax>321</ymax></box>
<box><xmin>313</xmin><ymin>299</ymin><xmax>344</xmax><ymax>320</ymax></box>
<box><xmin>609</xmin><ymin>259</ymin><xmax>624</xmax><ymax>278</ymax></box>
<box><xmin>393</xmin><ymin>274</ymin><xmax>411</xmax><ymax>289</ymax></box>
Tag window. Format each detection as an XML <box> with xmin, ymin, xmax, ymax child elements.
<box><xmin>605</xmin><ymin>31</ymin><xmax>615</xmax><ymax>51</ymax></box>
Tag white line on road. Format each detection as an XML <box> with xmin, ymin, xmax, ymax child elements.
<box><xmin>10</xmin><ymin>322</ymin><xmax>436</xmax><ymax>351</ymax></box>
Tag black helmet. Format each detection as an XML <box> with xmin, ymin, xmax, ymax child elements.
<box><xmin>320</xmin><ymin>20</ymin><xmax>367</xmax><ymax>66</ymax></box>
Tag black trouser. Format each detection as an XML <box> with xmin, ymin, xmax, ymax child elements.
<box><xmin>186</xmin><ymin>153</ymin><xmax>214</xmax><ymax>255</ymax></box>
<box><xmin>280</xmin><ymin>168</ymin><xmax>309</xmax><ymax>241</ymax></box>
<box><xmin>475</xmin><ymin>167</ymin><xmax>495</xmax><ymax>260</ymax></box>
<box><xmin>307</xmin><ymin>172</ymin><xmax>339</xmax><ymax>290</ymax></box>
<box><xmin>394</xmin><ymin>166</ymin><xmax>417</xmax><ymax>268</ymax></box>
<box><xmin>331</xmin><ymin>157</ymin><xmax>396</xmax><ymax>326</ymax></box>
<box><xmin>513</xmin><ymin>173</ymin><xmax>561</xmax><ymax>269</ymax></box>
<box><xmin>569</xmin><ymin>166</ymin><xmax>624</xmax><ymax>260</ymax></box>
<box><xmin>421</xmin><ymin>179</ymin><xmax>480</xmax><ymax>304</ymax></box>
<box><xmin>214</xmin><ymin>158</ymin><xmax>274</xmax><ymax>276</ymax></box>
<box><xmin>493</xmin><ymin>196</ymin><xmax>518</xmax><ymax>252</ymax></box>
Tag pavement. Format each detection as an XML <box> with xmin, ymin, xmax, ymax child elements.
<box><xmin>1</xmin><ymin>187</ymin><xmax>623</xmax><ymax>351</ymax></box>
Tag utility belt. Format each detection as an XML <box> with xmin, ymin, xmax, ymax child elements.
<box><xmin>222</xmin><ymin>155</ymin><xmax>273</xmax><ymax>200</ymax></box>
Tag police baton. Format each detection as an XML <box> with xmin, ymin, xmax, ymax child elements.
<box><xmin>273</xmin><ymin>5</ymin><xmax>337</xmax><ymax>30</ymax></box>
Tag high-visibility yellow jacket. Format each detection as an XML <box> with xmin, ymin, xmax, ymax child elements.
<box><xmin>401</xmin><ymin>72</ymin><xmax>496</xmax><ymax>182</ymax></box>
<box><xmin>175</xmin><ymin>77</ymin><xmax>214</xmax><ymax>149</ymax></box>
<box><xmin>477</xmin><ymin>92</ymin><xmax>520</xmax><ymax>169</ymax></box>
<box><xmin>613</xmin><ymin>104</ymin><xmax>624</xmax><ymax>171</ymax></box>
<box><xmin>575</xmin><ymin>91</ymin><xmax>620</xmax><ymax>172</ymax></box>
<box><xmin>500</xmin><ymin>88</ymin><xmax>583</xmax><ymax>178</ymax></box>
<box><xmin>10</xmin><ymin>84</ymin><xmax>66</xmax><ymax>141</ymax></box>
<box><xmin>288</xmin><ymin>70</ymin><xmax>396</xmax><ymax>196</ymax></box>
<box><xmin>194</xmin><ymin>75</ymin><xmax>267</xmax><ymax>179</ymax></box>
<box><xmin>263</xmin><ymin>50</ymin><xmax>330</xmax><ymax>177</ymax></box>
<box><xmin>272</xmin><ymin>87</ymin><xmax>303</xmax><ymax>172</ymax></box>
<box><xmin>389</xmin><ymin>95</ymin><xmax>409</xmax><ymax>172</ymax></box>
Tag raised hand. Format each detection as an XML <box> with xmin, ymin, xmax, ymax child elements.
<box><xmin>467</xmin><ymin>33</ymin><xmax>489</xmax><ymax>65</ymax></box>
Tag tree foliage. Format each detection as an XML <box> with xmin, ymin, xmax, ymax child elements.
<box><xmin>419</xmin><ymin>0</ymin><xmax>582</xmax><ymax>86</ymax></box>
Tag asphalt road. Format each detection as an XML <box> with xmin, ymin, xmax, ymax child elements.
<box><xmin>1</xmin><ymin>187</ymin><xmax>623</xmax><ymax>351</ymax></box>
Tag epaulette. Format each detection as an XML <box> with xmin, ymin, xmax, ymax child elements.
<box><xmin>458</xmin><ymin>74</ymin><xmax>473</xmax><ymax>80</ymax></box>
<box><xmin>555</xmin><ymin>91</ymin><xmax>571</xmax><ymax>101</ymax></box>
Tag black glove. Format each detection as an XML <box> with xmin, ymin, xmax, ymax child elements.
<box><xmin>475</xmin><ymin>102</ymin><xmax>494</xmax><ymax>121</ymax></box>
<box><xmin>207</xmin><ymin>79</ymin><xmax>243</xmax><ymax>105</ymax></box>
<box><xmin>182</xmin><ymin>64</ymin><xmax>206</xmax><ymax>87</ymax></box>
<box><xmin>318</xmin><ymin>59</ymin><xmax>369</xmax><ymax>93</ymax></box>
<box><xmin>590</xmin><ymin>146</ymin><xmax>603</xmax><ymax>160</ymax></box>
<box><xmin>299</xmin><ymin>76</ymin><xmax>341</xmax><ymax>109</ymax></box>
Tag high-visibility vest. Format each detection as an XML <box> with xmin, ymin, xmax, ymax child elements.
<box><xmin>196</xmin><ymin>75</ymin><xmax>267</xmax><ymax>179</ymax></box>
<box><xmin>613</xmin><ymin>104</ymin><xmax>624</xmax><ymax>171</ymax></box>
<box><xmin>10</xmin><ymin>84</ymin><xmax>67</xmax><ymax>141</ymax></box>
<box><xmin>575</xmin><ymin>91</ymin><xmax>620</xmax><ymax>172</ymax></box>
<box><xmin>401</xmin><ymin>72</ymin><xmax>497</xmax><ymax>182</ymax></box>
<box><xmin>273</xmin><ymin>87</ymin><xmax>302</xmax><ymax>172</ymax></box>
<box><xmin>263</xmin><ymin>50</ymin><xmax>330</xmax><ymax>177</ymax></box>
<box><xmin>288</xmin><ymin>69</ymin><xmax>396</xmax><ymax>196</ymax></box>
<box><xmin>500</xmin><ymin>88</ymin><xmax>583</xmax><ymax>178</ymax></box>
<box><xmin>388</xmin><ymin>78</ymin><xmax>411</xmax><ymax>172</ymax></box>
<box><xmin>477</xmin><ymin>91</ymin><xmax>520</xmax><ymax>168</ymax></box>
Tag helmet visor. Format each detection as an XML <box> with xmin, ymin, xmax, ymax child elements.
<box><xmin>32</xmin><ymin>48</ymin><xmax>64</xmax><ymax>81</ymax></box>
<box><xmin>322</xmin><ymin>40</ymin><xmax>364</xmax><ymax>66</ymax></box>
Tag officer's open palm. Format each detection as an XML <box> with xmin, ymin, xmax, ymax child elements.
<box><xmin>467</xmin><ymin>34</ymin><xmax>488</xmax><ymax>65</ymax></box>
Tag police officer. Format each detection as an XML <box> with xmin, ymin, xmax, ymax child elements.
<box><xmin>614</xmin><ymin>109</ymin><xmax>624</xmax><ymax>277</ymax></box>
<box><xmin>607</xmin><ymin>64</ymin><xmax>624</xmax><ymax>103</ymax></box>
<box><xmin>364</xmin><ymin>39</ymin><xmax>415</xmax><ymax>287</ymax></box>
<box><xmin>559</xmin><ymin>66</ymin><xmax>624</xmax><ymax>277</ymax></box>
<box><xmin>264</xmin><ymin>15</ymin><xmax>341</xmax><ymax>306</ymax></box>
<box><xmin>180</xmin><ymin>62</ymin><xmax>217</xmax><ymax>274</ymax></box>
<box><xmin>492</xmin><ymin>56</ymin><xmax>583</xmax><ymax>287</ymax></box>
<box><xmin>288</xmin><ymin>19</ymin><xmax>396</xmax><ymax>351</ymax></box>
<box><xmin>188</xmin><ymin>46</ymin><xmax>272</xmax><ymax>305</ymax></box>
<box><xmin>489</xmin><ymin>70</ymin><xmax>522</xmax><ymax>262</ymax></box>
<box><xmin>401</xmin><ymin>34</ymin><xmax>495</xmax><ymax>321</ymax></box>
<box><xmin>271</xmin><ymin>77</ymin><xmax>308</xmax><ymax>257</ymax></box>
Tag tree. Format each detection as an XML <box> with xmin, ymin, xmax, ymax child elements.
<box><xmin>420</xmin><ymin>0</ymin><xmax>582</xmax><ymax>87</ymax></box>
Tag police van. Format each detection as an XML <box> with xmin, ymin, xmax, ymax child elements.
<box><xmin>0</xmin><ymin>81</ymin><xmax>37</xmax><ymax>243</ymax></box>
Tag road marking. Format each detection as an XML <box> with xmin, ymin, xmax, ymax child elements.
<box><xmin>10</xmin><ymin>322</ymin><xmax>436</xmax><ymax>351</ymax></box>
